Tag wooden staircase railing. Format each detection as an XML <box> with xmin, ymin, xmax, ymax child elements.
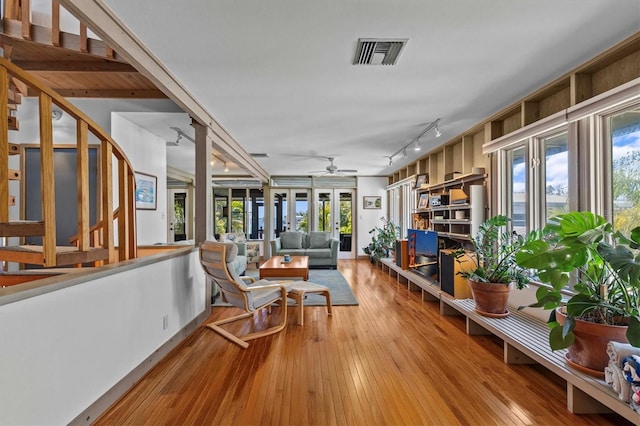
<box><xmin>0</xmin><ymin>58</ymin><xmax>137</xmax><ymax>267</ymax></box>
<box><xmin>2</xmin><ymin>0</ymin><xmax>117</xmax><ymax>59</ymax></box>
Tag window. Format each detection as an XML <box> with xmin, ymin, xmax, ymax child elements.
<box><xmin>607</xmin><ymin>105</ymin><xmax>640</xmax><ymax>235</ymax></box>
<box><xmin>506</xmin><ymin>145</ymin><xmax>527</xmax><ymax>235</ymax></box>
<box><xmin>542</xmin><ymin>131</ymin><xmax>569</xmax><ymax>222</ymax></box>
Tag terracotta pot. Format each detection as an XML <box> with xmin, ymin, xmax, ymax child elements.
<box><xmin>468</xmin><ymin>279</ymin><xmax>513</xmax><ymax>316</ymax></box>
<box><xmin>556</xmin><ymin>308</ymin><xmax>629</xmax><ymax>372</ymax></box>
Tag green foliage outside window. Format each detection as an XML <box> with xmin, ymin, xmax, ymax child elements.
<box><xmin>613</xmin><ymin>150</ymin><xmax>640</xmax><ymax>236</ymax></box>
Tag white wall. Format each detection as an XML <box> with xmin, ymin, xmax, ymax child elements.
<box><xmin>356</xmin><ymin>176</ymin><xmax>389</xmax><ymax>257</ymax></box>
<box><xmin>112</xmin><ymin>114</ymin><xmax>168</xmax><ymax>245</ymax></box>
<box><xmin>0</xmin><ymin>250</ymin><xmax>206</xmax><ymax>425</ymax></box>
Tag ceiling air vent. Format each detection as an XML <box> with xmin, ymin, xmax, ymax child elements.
<box><xmin>353</xmin><ymin>38</ymin><xmax>408</xmax><ymax>65</ymax></box>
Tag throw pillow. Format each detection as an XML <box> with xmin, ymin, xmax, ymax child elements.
<box><xmin>309</xmin><ymin>232</ymin><xmax>331</xmax><ymax>248</ymax></box>
<box><xmin>280</xmin><ymin>232</ymin><xmax>303</xmax><ymax>249</ymax></box>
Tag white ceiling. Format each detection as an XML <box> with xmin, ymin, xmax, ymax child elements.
<box><xmin>102</xmin><ymin>0</ymin><xmax>640</xmax><ymax>178</ymax></box>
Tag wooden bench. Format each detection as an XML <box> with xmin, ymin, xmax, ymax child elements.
<box><xmin>378</xmin><ymin>258</ymin><xmax>639</xmax><ymax>424</ymax></box>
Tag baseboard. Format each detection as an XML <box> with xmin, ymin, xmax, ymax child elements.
<box><xmin>69</xmin><ymin>309</ymin><xmax>210</xmax><ymax>425</ymax></box>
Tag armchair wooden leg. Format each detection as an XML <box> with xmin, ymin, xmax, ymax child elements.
<box><xmin>206</xmin><ymin>298</ymin><xmax>287</xmax><ymax>349</ymax></box>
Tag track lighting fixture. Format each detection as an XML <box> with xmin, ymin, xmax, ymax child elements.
<box><xmin>385</xmin><ymin>118</ymin><xmax>441</xmax><ymax>167</ymax></box>
<box><xmin>224</xmin><ymin>162</ymin><xmax>229</xmax><ymax>172</ymax></box>
<box><xmin>169</xmin><ymin>127</ymin><xmax>195</xmax><ymax>144</ymax></box>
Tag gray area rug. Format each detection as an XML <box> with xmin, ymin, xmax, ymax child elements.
<box><xmin>212</xmin><ymin>269</ymin><xmax>359</xmax><ymax>306</ymax></box>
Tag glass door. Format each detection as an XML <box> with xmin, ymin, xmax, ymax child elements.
<box><xmin>167</xmin><ymin>189</ymin><xmax>187</xmax><ymax>242</ymax></box>
<box><xmin>315</xmin><ymin>189</ymin><xmax>355</xmax><ymax>259</ymax></box>
<box><xmin>271</xmin><ymin>189</ymin><xmax>310</xmax><ymax>238</ymax></box>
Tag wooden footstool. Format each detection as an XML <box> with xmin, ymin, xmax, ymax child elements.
<box><xmin>286</xmin><ymin>281</ymin><xmax>332</xmax><ymax>326</ymax></box>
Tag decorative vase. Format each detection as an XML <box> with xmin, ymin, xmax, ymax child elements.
<box><xmin>468</xmin><ymin>279</ymin><xmax>513</xmax><ymax>317</ymax></box>
<box><xmin>556</xmin><ymin>308</ymin><xmax>629</xmax><ymax>373</ymax></box>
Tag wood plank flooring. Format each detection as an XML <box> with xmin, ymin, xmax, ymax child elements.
<box><xmin>95</xmin><ymin>260</ymin><xmax>632</xmax><ymax>425</ymax></box>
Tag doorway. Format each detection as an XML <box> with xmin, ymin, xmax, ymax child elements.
<box><xmin>315</xmin><ymin>189</ymin><xmax>355</xmax><ymax>259</ymax></box>
<box><xmin>168</xmin><ymin>190</ymin><xmax>187</xmax><ymax>242</ymax></box>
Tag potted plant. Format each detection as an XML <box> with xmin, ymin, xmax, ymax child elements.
<box><xmin>454</xmin><ymin>215</ymin><xmax>533</xmax><ymax>317</ymax></box>
<box><xmin>515</xmin><ymin>211</ymin><xmax>640</xmax><ymax>373</ymax></box>
<box><xmin>363</xmin><ymin>217</ymin><xmax>400</xmax><ymax>263</ymax></box>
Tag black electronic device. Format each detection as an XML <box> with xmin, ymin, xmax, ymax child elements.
<box><xmin>429</xmin><ymin>194</ymin><xmax>449</xmax><ymax>206</ymax></box>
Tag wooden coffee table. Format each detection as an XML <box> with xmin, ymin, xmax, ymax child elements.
<box><xmin>259</xmin><ymin>256</ymin><xmax>309</xmax><ymax>281</ymax></box>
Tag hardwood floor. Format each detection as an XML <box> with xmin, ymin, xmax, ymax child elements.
<box><xmin>96</xmin><ymin>260</ymin><xmax>631</xmax><ymax>425</ymax></box>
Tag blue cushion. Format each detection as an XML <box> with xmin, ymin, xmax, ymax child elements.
<box><xmin>309</xmin><ymin>232</ymin><xmax>331</xmax><ymax>248</ymax></box>
<box><xmin>280</xmin><ymin>232</ymin><xmax>303</xmax><ymax>249</ymax></box>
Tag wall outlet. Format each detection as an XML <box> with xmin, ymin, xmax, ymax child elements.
<box><xmin>162</xmin><ymin>315</ymin><xmax>169</xmax><ymax>330</ymax></box>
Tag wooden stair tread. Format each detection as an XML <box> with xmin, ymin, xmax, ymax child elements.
<box><xmin>0</xmin><ymin>221</ymin><xmax>45</xmax><ymax>237</ymax></box>
<box><xmin>0</xmin><ymin>245</ymin><xmax>109</xmax><ymax>267</ymax></box>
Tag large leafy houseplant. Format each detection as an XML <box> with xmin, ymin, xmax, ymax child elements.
<box><xmin>455</xmin><ymin>215</ymin><xmax>532</xmax><ymax>288</ymax></box>
<box><xmin>363</xmin><ymin>217</ymin><xmax>400</xmax><ymax>261</ymax></box>
<box><xmin>515</xmin><ymin>211</ymin><xmax>640</xmax><ymax>351</ymax></box>
<box><xmin>454</xmin><ymin>215</ymin><xmax>535</xmax><ymax>316</ymax></box>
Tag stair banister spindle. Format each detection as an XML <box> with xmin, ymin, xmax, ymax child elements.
<box><xmin>101</xmin><ymin>141</ymin><xmax>114</xmax><ymax>263</ymax></box>
<box><xmin>77</xmin><ymin>120</ymin><xmax>90</xmax><ymax>251</ymax></box>
<box><xmin>39</xmin><ymin>92</ymin><xmax>57</xmax><ymax>267</ymax></box>
<box><xmin>0</xmin><ymin>67</ymin><xmax>9</xmax><ymax>222</ymax></box>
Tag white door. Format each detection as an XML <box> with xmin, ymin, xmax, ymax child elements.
<box><xmin>314</xmin><ymin>189</ymin><xmax>355</xmax><ymax>259</ymax></box>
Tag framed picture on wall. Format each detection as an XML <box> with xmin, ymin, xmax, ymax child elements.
<box><xmin>363</xmin><ymin>196</ymin><xmax>381</xmax><ymax>209</ymax></box>
<box><xmin>135</xmin><ymin>172</ymin><xmax>157</xmax><ymax>210</ymax></box>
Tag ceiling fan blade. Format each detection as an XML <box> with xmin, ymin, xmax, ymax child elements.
<box><xmin>337</xmin><ymin>169</ymin><xmax>358</xmax><ymax>173</ymax></box>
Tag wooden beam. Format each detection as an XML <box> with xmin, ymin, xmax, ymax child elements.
<box><xmin>0</xmin><ymin>221</ymin><xmax>44</xmax><ymax>237</ymax></box>
<box><xmin>53</xmin><ymin>88</ymin><xmax>167</xmax><ymax>98</ymax></box>
<box><xmin>11</xmin><ymin>60</ymin><xmax>137</xmax><ymax>72</ymax></box>
<box><xmin>0</xmin><ymin>67</ymin><xmax>8</xmax><ymax>222</ymax></box>
<box><xmin>39</xmin><ymin>93</ymin><xmax>57</xmax><ymax>267</ymax></box>
<box><xmin>77</xmin><ymin>120</ymin><xmax>90</xmax><ymax>251</ymax></box>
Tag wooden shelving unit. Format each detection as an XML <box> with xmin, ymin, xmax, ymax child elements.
<box><xmin>413</xmin><ymin>172</ymin><xmax>486</xmax><ymax>240</ymax></box>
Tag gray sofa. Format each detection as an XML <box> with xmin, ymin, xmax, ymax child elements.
<box><xmin>270</xmin><ymin>231</ymin><xmax>338</xmax><ymax>269</ymax></box>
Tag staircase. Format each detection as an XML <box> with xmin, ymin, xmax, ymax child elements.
<box><xmin>0</xmin><ymin>57</ymin><xmax>137</xmax><ymax>267</ymax></box>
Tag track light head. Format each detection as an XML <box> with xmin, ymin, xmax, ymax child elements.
<box><xmin>434</xmin><ymin>124</ymin><xmax>442</xmax><ymax>138</ymax></box>
<box><xmin>402</xmin><ymin>148</ymin><xmax>407</xmax><ymax>158</ymax></box>
<box><xmin>387</xmin><ymin>156</ymin><xmax>393</xmax><ymax>167</ymax></box>
<box><xmin>414</xmin><ymin>140</ymin><xmax>421</xmax><ymax>151</ymax></box>
<box><xmin>224</xmin><ymin>162</ymin><xmax>229</xmax><ymax>172</ymax></box>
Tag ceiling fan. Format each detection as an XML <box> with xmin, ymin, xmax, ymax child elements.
<box><xmin>309</xmin><ymin>157</ymin><xmax>358</xmax><ymax>175</ymax></box>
